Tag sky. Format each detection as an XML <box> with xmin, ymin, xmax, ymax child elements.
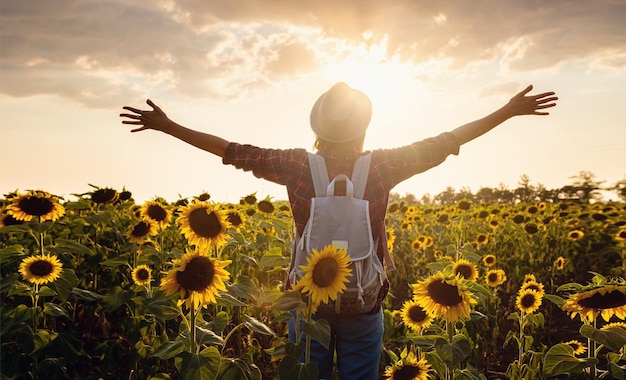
<box><xmin>1</xmin><ymin>0</ymin><xmax>625</xmax><ymax>205</ymax></box>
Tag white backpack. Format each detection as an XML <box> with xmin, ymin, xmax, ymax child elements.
<box><xmin>288</xmin><ymin>152</ymin><xmax>385</xmax><ymax>314</ymax></box>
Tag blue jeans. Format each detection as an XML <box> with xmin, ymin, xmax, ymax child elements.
<box><xmin>288</xmin><ymin>308</ymin><xmax>383</xmax><ymax>380</ymax></box>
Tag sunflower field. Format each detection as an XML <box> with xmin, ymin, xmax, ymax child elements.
<box><xmin>1</xmin><ymin>185</ymin><xmax>626</xmax><ymax>380</ymax></box>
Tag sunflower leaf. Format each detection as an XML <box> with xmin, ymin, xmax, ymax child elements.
<box><xmin>272</xmin><ymin>291</ymin><xmax>307</xmax><ymax>311</ymax></box>
<box><xmin>278</xmin><ymin>355</ymin><xmax>319</xmax><ymax>380</ymax></box>
<box><xmin>543</xmin><ymin>343</ymin><xmax>597</xmax><ymax>376</ymax></box>
<box><xmin>43</xmin><ymin>302</ymin><xmax>70</xmax><ymax>319</ymax></box>
<box><xmin>259</xmin><ymin>247</ymin><xmax>290</xmax><ymax>268</ymax></box>
<box><xmin>0</xmin><ymin>244</ymin><xmax>25</xmax><ymax>262</ymax></box>
<box><xmin>218</xmin><ymin>350</ymin><xmax>262</xmax><ymax>380</ymax></box>
<box><xmin>580</xmin><ymin>325</ymin><xmax>626</xmax><ymax>352</ymax></box>
<box><xmin>608</xmin><ymin>362</ymin><xmax>626</xmax><ymax>380</ymax></box>
<box><xmin>216</xmin><ymin>292</ymin><xmax>248</xmax><ymax>307</ymax></box>
<box><xmin>245</xmin><ymin>314</ymin><xmax>277</xmax><ymax>337</ymax></box>
<box><xmin>179</xmin><ymin>352</ymin><xmax>215</xmax><ymax>380</ymax></box>
<box><xmin>227</xmin><ymin>276</ymin><xmax>257</xmax><ymax>300</ymax></box>
<box><xmin>303</xmin><ymin>319</ymin><xmax>331</xmax><ymax>349</ymax></box>
<box><xmin>49</xmin><ymin>268</ymin><xmax>78</xmax><ymax>302</ymax></box>
<box><xmin>543</xmin><ymin>293</ymin><xmax>565</xmax><ymax>308</ymax></box>
<box><xmin>150</xmin><ymin>339</ymin><xmax>185</xmax><ymax>359</ymax></box>
<box><xmin>434</xmin><ymin>334</ymin><xmax>472</xmax><ymax>369</ymax></box>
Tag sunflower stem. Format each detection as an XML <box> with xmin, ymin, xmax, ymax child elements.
<box><xmin>305</xmin><ymin>292</ymin><xmax>312</xmax><ymax>365</ymax></box>
<box><xmin>189</xmin><ymin>305</ymin><xmax>197</xmax><ymax>354</ymax></box>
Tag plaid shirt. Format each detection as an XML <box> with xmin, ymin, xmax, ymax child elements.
<box><xmin>223</xmin><ymin>132</ymin><xmax>460</xmax><ymax>312</ymax></box>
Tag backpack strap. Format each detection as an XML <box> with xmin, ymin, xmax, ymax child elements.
<box><xmin>307</xmin><ymin>152</ymin><xmax>329</xmax><ymax>197</ymax></box>
<box><xmin>308</xmin><ymin>152</ymin><xmax>372</xmax><ymax>199</ymax></box>
<box><xmin>351</xmin><ymin>153</ymin><xmax>371</xmax><ymax>200</ymax></box>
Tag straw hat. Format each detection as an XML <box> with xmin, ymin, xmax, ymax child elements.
<box><xmin>310</xmin><ymin>82</ymin><xmax>372</xmax><ymax>143</ymax></box>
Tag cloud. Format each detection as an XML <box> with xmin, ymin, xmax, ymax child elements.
<box><xmin>1</xmin><ymin>0</ymin><xmax>625</xmax><ymax>107</ymax></box>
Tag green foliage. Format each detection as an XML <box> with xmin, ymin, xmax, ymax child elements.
<box><xmin>2</xmin><ymin>186</ymin><xmax>625</xmax><ymax>379</ymax></box>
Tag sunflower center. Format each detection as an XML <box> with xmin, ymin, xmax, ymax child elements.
<box><xmin>176</xmin><ymin>256</ymin><xmax>215</xmax><ymax>292</ymax></box>
<box><xmin>394</xmin><ymin>364</ymin><xmax>423</xmax><ymax>379</ymax></box>
<box><xmin>578</xmin><ymin>289</ymin><xmax>626</xmax><ymax>309</ymax></box>
<box><xmin>92</xmin><ymin>189</ymin><xmax>118</xmax><ymax>204</ymax></box>
<box><xmin>30</xmin><ymin>260</ymin><xmax>53</xmax><ymax>276</ymax></box>
<box><xmin>312</xmin><ymin>257</ymin><xmax>339</xmax><ymax>288</ymax></box>
<box><xmin>132</xmin><ymin>221</ymin><xmax>151</xmax><ymax>237</ymax></box>
<box><xmin>257</xmin><ymin>201</ymin><xmax>274</xmax><ymax>213</ymax></box>
<box><xmin>188</xmin><ymin>208</ymin><xmax>223</xmax><ymax>238</ymax></box>
<box><xmin>18</xmin><ymin>197</ymin><xmax>54</xmax><ymax>217</ymax></box>
<box><xmin>136</xmin><ymin>268</ymin><xmax>150</xmax><ymax>281</ymax></box>
<box><xmin>487</xmin><ymin>273</ymin><xmax>498</xmax><ymax>283</ymax></box>
<box><xmin>455</xmin><ymin>265</ymin><xmax>473</xmax><ymax>280</ymax></box>
<box><xmin>520</xmin><ymin>293</ymin><xmax>537</xmax><ymax>308</ymax></box>
<box><xmin>408</xmin><ymin>305</ymin><xmax>427</xmax><ymax>323</ymax></box>
<box><xmin>427</xmin><ymin>280</ymin><xmax>462</xmax><ymax>306</ymax></box>
<box><xmin>226</xmin><ymin>212</ymin><xmax>243</xmax><ymax>227</ymax></box>
<box><xmin>147</xmin><ymin>205</ymin><xmax>167</xmax><ymax>222</ymax></box>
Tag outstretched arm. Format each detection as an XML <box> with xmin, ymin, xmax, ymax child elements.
<box><xmin>451</xmin><ymin>85</ymin><xmax>558</xmax><ymax>146</ymax></box>
<box><xmin>120</xmin><ymin>99</ymin><xmax>230</xmax><ymax>158</ymax></box>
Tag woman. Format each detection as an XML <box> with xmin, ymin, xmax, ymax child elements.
<box><xmin>120</xmin><ymin>82</ymin><xmax>557</xmax><ymax>379</ymax></box>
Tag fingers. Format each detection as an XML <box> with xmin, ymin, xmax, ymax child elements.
<box><xmin>147</xmin><ymin>99</ymin><xmax>159</xmax><ymax>110</ymax></box>
<box><xmin>520</xmin><ymin>84</ymin><xmax>533</xmax><ymax>96</ymax></box>
<box><xmin>122</xmin><ymin>106</ymin><xmax>143</xmax><ymax>114</ymax></box>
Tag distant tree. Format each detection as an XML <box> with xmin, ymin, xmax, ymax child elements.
<box><xmin>558</xmin><ymin>171</ymin><xmax>604</xmax><ymax>203</ymax></box>
<box><xmin>514</xmin><ymin>174</ymin><xmax>546</xmax><ymax>203</ymax></box>
<box><xmin>433</xmin><ymin>186</ymin><xmax>458</xmax><ymax>205</ymax></box>
<box><xmin>610</xmin><ymin>176</ymin><xmax>626</xmax><ymax>202</ymax></box>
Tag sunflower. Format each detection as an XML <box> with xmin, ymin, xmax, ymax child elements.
<box><xmin>257</xmin><ymin>199</ymin><xmax>275</xmax><ymax>214</ymax></box>
<box><xmin>132</xmin><ymin>265</ymin><xmax>152</xmax><ymax>286</ymax></box>
<box><xmin>563</xmin><ymin>340</ymin><xmax>587</xmax><ymax>356</ymax></box>
<box><xmin>512</xmin><ymin>214</ymin><xmax>526</xmax><ymax>224</ymax></box>
<box><xmin>475</xmin><ymin>234</ymin><xmax>489</xmax><ymax>246</ymax></box>
<box><xmin>126</xmin><ymin>219</ymin><xmax>158</xmax><ymax>244</ymax></box>
<box><xmin>7</xmin><ymin>190</ymin><xmax>65</xmax><ymax>222</ymax></box>
<box><xmin>141</xmin><ymin>200</ymin><xmax>172</xmax><ymax>229</ymax></box>
<box><xmin>524</xmin><ymin>223</ymin><xmax>539</xmax><ymax>235</ymax></box>
<box><xmin>523</xmin><ymin>274</ymin><xmax>537</xmax><ymax>283</ymax></box>
<box><xmin>488</xmin><ymin>219</ymin><xmax>500</xmax><ymax>229</ymax></box>
<box><xmin>452</xmin><ymin>259</ymin><xmax>479</xmax><ymax>281</ymax></box>
<box><xmin>243</xmin><ymin>194</ymin><xmax>257</xmax><ymax>205</ymax></box>
<box><xmin>384</xmin><ymin>351</ymin><xmax>431</xmax><ymax>380</ymax></box>
<box><xmin>386</xmin><ymin>228</ymin><xmax>396</xmax><ymax>253</ymax></box>
<box><xmin>410</xmin><ymin>239</ymin><xmax>422</xmax><ymax>252</ymax></box>
<box><xmin>19</xmin><ymin>254</ymin><xmax>63</xmax><ymax>285</ymax></box>
<box><xmin>485</xmin><ymin>269</ymin><xmax>507</xmax><ymax>287</ymax></box>
<box><xmin>160</xmin><ymin>249</ymin><xmax>231</xmax><ymax>309</ymax></box>
<box><xmin>516</xmin><ymin>289</ymin><xmax>542</xmax><ymax>314</ymax></box>
<box><xmin>412</xmin><ymin>273</ymin><xmax>476</xmax><ymax>323</ymax></box>
<box><xmin>554</xmin><ymin>256</ymin><xmax>566</xmax><ymax>270</ymax></box>
<box><xmin>562</xmin><ymin>284</ymin><xmax>626</xmax><ymax>322</ymax></box>
<box><xmin>400</xmin><ymin>299</ymin><xmax>433</xmax><ymax>331</ymax></box>
<box><xmin>91</xmin><ymin>188</ymin><xmax>118</xmax><ymax>204</ymax></box>
<box><xmin>224</xmin><ymin>209</ymin><xmax>245</xmax><ymax>230</ymax></box>
<box><xmin>457</xmin><ymin>200</ymin><xmax>471</xmax><ymax>211</ymax></box>
<box><xmin>567</xmin><ymin>230</ymin><xmax>584</xmax><ymax>241</ymax></box>
<box><xmin>601</xmin><ymin>322</ymin><xmax>626</xmax><ymax>330</ymax></box>
<box><xmin>418</xmin><ymin>235</ymin><xmax>434</xmax><ymax>248</ymax></box>
<box><xmin>0</xmin><ymin>210</ymin><xmax>22</xmax><ymax>227</ymax></box>
<box><xmin>615</xmin><ymin>229</ymin><xmax>626</xmax><ymax>242</ymax></box>
<box><xmin>520</xmin><ymin>280</ymin><xmax>545</xmax><ymax>298</ymax></box>
<box><xmin>176</xmin><ymin>200</ymin><xmax>231</xmax><ymax>249</ymax></box>
<box><xmin>293</xmin><ymin>244</ymin><xmax>352</xmax><ymax>305</ymax></box>
<box><xmin>482</xmin><ymin>254</ymin><xmax>497</xmax><ymax>267</ymax></box>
